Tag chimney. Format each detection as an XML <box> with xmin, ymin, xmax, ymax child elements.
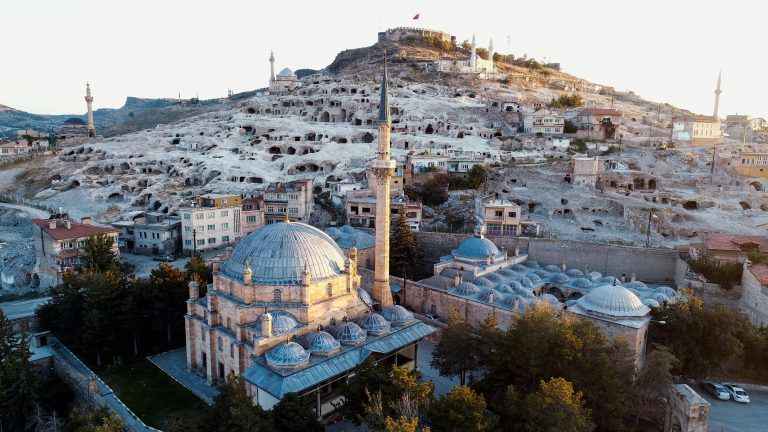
<box><xmin>64</xmin><ymin>219</ymin><xmax>71</xmax><ymax>230</ymax></box>
<box><xmin>48</xmin><ymin>220</ymin><xmax>57</xmax><ymax>230</ymax></box>
<box><xmin>81</xmin><ymin>216</ymin><xmax>92</xmax><ymax>225</ymax></box>
<box><xmin>188</xmin><ymin>280</ymin><xmax>199</xmax><ymax>300</ymax></box>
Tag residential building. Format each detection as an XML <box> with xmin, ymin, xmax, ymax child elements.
<box><xmin>482</xmin><ymin>200</ymin><xmax>523</xmax><ymax>236</ymax></box>
<box><xmin>32</xmin><ymin>214</ymin><xmax>119</xmax><ymax>276</ymax></box>
<box><xmin>572</xmin><ymin>157</ymin><xmax>601</xmax><ymax>187</ymax></box>
<box><xmin>0</xmin><ymin>139</ymin><xmax>31</xmax><ymax>159</ymax></box>
<box><xmin>523</xmin><ymin>110</ymin><xmax>565</xmax><ymax>135</ymax></box>
<box><xmin>740</xmin><ymin>261</ymin><xmax>768</xmax><ymax>326</ymax></box>
<box><xmin>132</xmin><ymin>213</ymin><xmax>182</xmax><ymax>256</ymax></box>
<box><xmin>750</xmin><ymin>117</ymin><xmax>767</xmax><ymax>132</ymax></box>
<box><xmin>263</xmin><ymin>180</ymin><xmax>313</xmax><ymax>224</ymax></box>
<box><xmin>180</xmin><ymin>194</ymin><xmax>243</xmax><ymax>254</ymax></box>
<box><xmin>345</xmin><ymin>190</ymin><xmax>423</xmax><ymax>231</ymax></box>
<box><xmin>700</xmin><ymin>233</ymin><xmax>768</xmax><ymax>263</ymax></box>
<box><xmin>672</xmin><ymin>116</ymin><xmax>722</xmax><ymax>146</ymax></box>
<box><xmin>241</xmin><ymin>196</ymin><xmax>265</xmax><ymax>235</ymax></box>
<box><xmin>575</xmin><ymin>108</ymin><xmax>622</xmax><ymax>139</ymax></box>
<box><xmin>734</xmin><ymin>151</ymin><xmax>768</xmax><ymax>178</ymax></box>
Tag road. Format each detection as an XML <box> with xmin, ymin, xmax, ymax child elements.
<box><xmin>0</xmin><ymin>202</ymin><xmax>50</xmax><ymax>219</ymax></box>
<box><xmin>702</xmin><ymin>387</ymin><xmax>768</xmax><ymax>432</ymax></box>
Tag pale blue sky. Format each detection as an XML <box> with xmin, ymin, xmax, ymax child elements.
<box><xmin>2</xmin><ymin>0</ymin><xmax>765</xmax><ymax>119</ymax></box>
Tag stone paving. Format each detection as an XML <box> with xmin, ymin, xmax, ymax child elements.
<box><xmin>148</xmin><ymin>348</ymin><xmax>219</xmax><ymax>406</ymax></box>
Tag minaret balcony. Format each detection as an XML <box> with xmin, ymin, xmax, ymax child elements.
<box><xmin>371</xmin><ymin>159</ymin><xmax>396</xmax><ymax>170</ymax></box>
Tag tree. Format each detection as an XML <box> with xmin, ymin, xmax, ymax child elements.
<box><xmin>148</xmin><ymin>263</ymin><xmax>189</xmax><ymax>347</ymax></box>
<box><xmin>564</xmin><ymin>120</ymin><xmax>578</xmax><ymax>134</ymax></box>
<box><xmin>82</xmin><ymin>234</ymin><xmax>119</xmax><ymax>272</ymax></box>
<box><xmin>199</xmin><ymin>375</ymin><xmax>273</xmax><ymax>432</ymax></box>
<box><xmin>651</xmin><ymin>294</ymin><xmax>746</xmax><ymax>377</ymax></box>
<box><xmin>81</xmin><ymin>270</ymin><xmax>130</xmax><ymax>367</ymax></box>
<box><xmin>428</xmin><ymin>386</ymin><xmax>491</xmax><ymax>432</ymax></box>
<box><xmin>430</xmin><ymin>310</ymin><xmax>480</xmax><ymax>385</ymax></box>
<box><xmin>632</xmin><ymin>346</ymin><xmax>678</xmax><ymax>427</ymax></box>
<box><xmin>186</xmin><ymin>254</ymin><xmax>211</xmax><ymax>285</ymax></box>
<box><xmin>390</xmin><ymin>215</ymin><xmax>423</xmax><ymax>279</ymax></box>
<box><xmin>271</xmin><ymin>393</ymin><xmax>322</xmax><ymax>432</ymax></box>
<box><xmin>66</xmin><ymin>406</ymin><xmax>125</xmax><ymax>432</ymax></box>
<box><xmin>419</xmin><ymin>175</ymin><xmax>449</xmax><ymax>206</ymax></box>
<box><xmin>0</xmin><ymin>310</ymin><xmax>39</xmax><ymax>431</ymax></box>
<box><xmin>466</xmin><ymin>165</ymin><xmax>487</xmax><ymax>190</ymax></box>
<box><xmin>519</xmin><ymin>378</ymin><xmax>591</xmax><ymax>432</ymax></box>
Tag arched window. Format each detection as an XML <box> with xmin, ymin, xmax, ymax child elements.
<box><xmin>327</xmin><ymin>283</ymin><xmax>333</xmax><ymax>298</ymax></box>
<box><xmin>273</xmin><ymin>289</ymin><xmax>282</xmax><ymax>303</ymax></box>
<box><xmin>230</xmin><ymin>343</ymin><xmax>235</xmax><ymax>358</ymax></box>
<box><xmin>217</xmin><ymin>336</ymin><xmax>222</xmax><ymax>352</ymax></box>
<box><xmin>226</xmin><ymin>317</ymin><xmax>231</xmax><ymax>329</ymax></box>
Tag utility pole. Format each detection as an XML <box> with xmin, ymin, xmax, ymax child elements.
<box><xmin>645</xmin><ymin>209</ymin><xmax>654</xmax><ymax>248</ymax></box>
<box><xmin>192</xmin><ymin>228</ymin><xmax>197</xmax><ymax>256</ymax></box>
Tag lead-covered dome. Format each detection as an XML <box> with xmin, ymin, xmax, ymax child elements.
<box><xmin>576</xmin><ymin>284</ymin><xmax>650</xmax><ymax>318</ymax></box>
<box><xmin>361</xmin><ymin>313</ymin><xmax>391</xmax><ymax>335</ymax></box>
<box><xmin>452</xmin><ymin>235</ymin><xmax>504</xmax><ymax>261</ymax></box>
<box><xmin>266</xmin><ymin>341</ymin><xmax>310</xmax><ymax>370</ymax></box>
<box><xmin>221</xmin><ymin>222</ymin><xmax>346</xmax><ymax>285</ymax></box>
<box><xmin>382</xmin><ymin>305</ymin><xmax>414</xmax><ymax>326</ymax></box>
<box><xmin>305</xmin><ymin>331</ymin><xmax>341</xmax><ymax>355</ymax></box>
<box><xmin>335</xmin><ymin>322</ymin><xmax>367</xmax><ymax>345</ymax></box>
<box><xmin>278</xmin><ymin>67</ymin><xmax>295</xmax><ymax>77</ymax></box>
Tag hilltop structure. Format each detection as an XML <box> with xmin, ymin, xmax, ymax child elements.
<box><xmin>268</xmin><ymin>51</ymin><xmax>299</xmax><ymax>94</ymax></box>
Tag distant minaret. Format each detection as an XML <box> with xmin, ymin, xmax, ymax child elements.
<box><xmin>269</xmin><ymin>51</ymin><xmax>276</xmax><ymax>83</ymax></box>
<box><xmin>488</xmin><ymin>38</ymin><xmax>495</xmax><ymax>73</ymax></box>
<box><xmin>713</xmin><ymin>70</ymin><xmax>722</xmax><ymax>119</ymax></box>
<box><xmin>470</xmin><ymin>34</ymin><xmax>477</xmax><ymax>71</ymax></box>
<box><xmin>371</xmin><ymin>54</ymin><xmax>395</xmax><ymax>309</ymax></box>
<box><xmin>85</xmin><ymin>83</ymin><xmax>95</xmax><ymax>137</ymax></box>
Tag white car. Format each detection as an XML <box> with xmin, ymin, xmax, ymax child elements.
<box><xmin>702</xmin><ymin>381</ymin><xmax>730</xmax><ymax>401</ymax></box>
<box><xmin>723</xmin><ymin>384</ymin><xmax>751</xmax><ymax>403</ymax></box>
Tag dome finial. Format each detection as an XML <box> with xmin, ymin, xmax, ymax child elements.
<box><xmin>283</xmin><ymin>212</ymin><xmax>290</xmax><ymax>223</ymax></box>
<box><xmin>243</xmin><ymin>258</ymin><xmax>252</xmax><ymax>285</ymax></box>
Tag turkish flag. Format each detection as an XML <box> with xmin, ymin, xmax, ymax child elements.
<box><xmin>413</xmin><ymin>13</ymin><xmax>420</xmax><ymax>20</ymax></box>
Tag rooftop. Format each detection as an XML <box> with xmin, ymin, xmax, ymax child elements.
<box><xmin>32</xmin><ymin>218</ymin><xmax>119</xmax><ymax>241</ymax></box>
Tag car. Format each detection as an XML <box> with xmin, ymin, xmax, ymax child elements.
<box><xmin>153</xmin><ymin>255</ymin><xmax>175</xmax><ymax>262</ymax></box>
<box><xmin>701</xmin><ymin>381</ymin><xmax>730</xmax><ymax>401</ymax></box>
<box><xmin>723</xmin><ymin>384</ymin><xmax>750</xmax><ymax>403</ymax></box>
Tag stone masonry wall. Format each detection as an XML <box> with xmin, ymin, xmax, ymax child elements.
<box><xmin>414</xmin><ymin>232</ymin><xmax>680</xmax><ymax>283</ymax></box>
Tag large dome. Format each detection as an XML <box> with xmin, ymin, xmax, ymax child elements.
<box><xmin>452</xmin><ymin>235</ymin><xmax>503</xmax><ymax>261</ymax></box>
<box><xmin>221</xmin><ymin>222</ymin><xmax>346</xmax><ymax>285</ymax></box>
<box><xmin>278</xmin><ymin>67</ymin><xmax>295</xmax><ymax>77</ymax></box>
<box><xmin>576</xmin><ymin>284</ymin><xmax>650</xmax><ymax>318</ymax></box>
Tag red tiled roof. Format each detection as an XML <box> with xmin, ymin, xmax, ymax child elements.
<box><xmin>704</xmin><ymin>233</ymin><xmax>768</xmax><ymax>253</ymax></box>
<box><xmin>32</xmin><ymin>219</ymin><xmax>118</xmax><ymax>241</ymax></box>
<box><xmin>750</xmin><ymin>264</ymin><xmax>768</xmax><ymax>285</ymax></box>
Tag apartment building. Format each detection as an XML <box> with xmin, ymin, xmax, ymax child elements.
<box><xmin>32</xmin><ymin>214</ymin><xmax>119</xmax><ymax>275</ymax></box>
<box><xmin>180</xmin><ymin>194</ymin><xmax>243</xmax><ymax>254</ymax></box>
<box><xmin>483</xmin><ymin>199</ymin><xmax>523</xmax><ymax>236</ymax></box>
<box><xmin>263</xmin><ymin>180</ymin><xmax>313</xmax><ymax>224</ymax></box>
<box><xmin>345</xmin><ymin>190</ymin><xmax>423</xmax><ymax>231</ymax></box>
<box><xmin>524</xmin><ymin>110</ymin><xmax>565</xmax><ymax>135</ymax></box>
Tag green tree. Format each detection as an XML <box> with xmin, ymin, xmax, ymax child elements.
<box><xmin>564</xmin><ymin>120</ymin><xmax>578</xmax><ymax>134</ymax></box>
<box><xmin>428</xmin><ymin>386</ymin><xmax>491</xmax><ymax>432</ymax></box>
<box><xmin>81</xmin><ymin>270</ymin><xmax>130</xmax><ymax>367</ymax></box>
<box><xmin>390</xmin><ymin>215</ymin><xmax>423</xmax><ymax>279</ymax></box>
<box><xmin>466</xmin><ymin>165</ymin><xmax>487</xmax><ymax>190</ymax></box>
<box><xmin>0</xmin><ymin>310</ymin><xmax>39</xmax><ymax>431</ymax></box>
<box><xmin>186</xmin><ymin>254</ymin><xmax>211</xmax><ymax>285</ymax></box>
<box><xmin>82</xmin><ymin>234</ymin><xmax>119</xmax><ymax>272</ymax></box>
<box><xmin>520</xmin><ymin>378</ymin><xmax>591</xmax><ymax>432</ymax></box>
<box><xmin>148</xmin><ymin>263</ymin><xmax>189</xmax><ymax>347</ymax></box>
<box><xmin>419</xmin><ymin>174</ymin><xmax>449</xmax><ymax>206</ymax></box>
<box><xmin>66</xmin><ymin>406</ymin><xmax>126</xmax><ymax>432</ymax></box>
<box><xmin>431</xmin><ymin>310</ymin><xmax>480</xmax><ymax>385</ymax></box>
<box><xmin>271</xmin><ymin>393</ymin><xmax>322</xmax><ymax>432</ymax></box>
<box><xmin>651</xmin><ymin>294</ymin><xmax>746</xmax><ymax>377</ymax></box>
<box><xmin>200</xmin><ymin>375</ymin><xmax>274</xmax><ymax>432</ymax></box>
<box><xmin>632</xmin><ymin>346</ymin><xmax>678</xmax><ymax>427</ymax></box>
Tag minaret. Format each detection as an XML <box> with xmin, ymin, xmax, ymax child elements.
<box><xmin>713</xmin><ymin>70</ymin><xmax>722</xmax><ymax>119</ymax></box>
<box><xmin>85</xmin><ymin>83</ymin><xmax>95</xmax><ymax>137</ymax></box>
<box><xmin>269</xmin><ymin>51</ymin><xmax>276</xmax><ymax>83</ymax></box>
<box><xmin>371</xmin><ymin>54</ymin><xmax>395</xmax><ymax>309</ymax></box>
<box><xmin>488</xmin><ymin>38</ymin><xmax>495</xmax><ymax>73</ymax></box>
<box><xmin>470</xmin><ymin>34</ymin><xmax>477</xmax><ymax>71</ymax></box>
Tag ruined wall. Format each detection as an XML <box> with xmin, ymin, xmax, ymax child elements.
<box><xmin>740</xmin><ymin>265</ymin><xmax>768</xmax><ymax>326</ymax></box>
<box><xmin>414</xmin><ymin>232</ymin><xmax>680</xmax><ymax>283</ymax></box>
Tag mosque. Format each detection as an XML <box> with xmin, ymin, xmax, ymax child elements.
<box><xmin>268</xmin><ymin>51</ymin><xmax>299</xmax><ymax>94</ymax></box>
<box><xmin>184</xmin><ymin>59</ymin><xmax>434</xmax><ymax>414</ymax></box>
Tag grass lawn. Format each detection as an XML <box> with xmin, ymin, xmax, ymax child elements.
<box><xmin>101</xmin><ymin>359</ymin><xmax>209</xmax><ymax>429</ymax></box>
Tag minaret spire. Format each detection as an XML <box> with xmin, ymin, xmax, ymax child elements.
<box><xmin>488</xmin><ymin>37</ymin><xmax>495</xmax><ymax>73</ymax></box>
<box><xmin>269</xmin><ymin>51</ymin><xmax>276</xmax><ymax>83</ymax></box>
<box><xmin>371</xmin><ymin>51</ymin><xmax>395</xmax><ymax>309</ymax></box>
<box><xmin>470</xmin><ymin>34</ymin><xmax>477</xmax><ymax>71</ymax></box>
<box><xmin>84</xmin><ymin>83</ymin><xmax>95</xmax><ymax>138</ymax></box>
<box><xmin>713</xmin><ymin>70</ymin><xmax>722</xmax><ymax>119</ymax></box>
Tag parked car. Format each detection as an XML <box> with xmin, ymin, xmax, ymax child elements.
<box><xmin>701</xmin><ymin>381</ymin><xmax>730</xmax><ymax>400</ymax></box>
<box><xmin>723</xmin><ymin>384</ymin><xmax>750</xmax><ymax>403</ymax></box>
<box><xmin>153</xmin><ymin>254</ymin><xmax>175</xmax><ymax>262</ymax></box>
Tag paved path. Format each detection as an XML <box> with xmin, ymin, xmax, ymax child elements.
<box><xmin>702</xmin><ymin>387</ymin><xmax>768</xmax><ymax>432</ymax></box>
<box><xmin>0</xmin><ymin>202</ymin><xmax>49</xmax><ymax>219</ymax></box>
<box><xmin>148</xmin><ymin>348</ymin><xmax>218</xmax><ymax>405</ymax></box>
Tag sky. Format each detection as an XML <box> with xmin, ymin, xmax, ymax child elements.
<box><xmin>1</xmin><ymin>0</ymin><xmax>765</xmax><ymax>119</ymax></box>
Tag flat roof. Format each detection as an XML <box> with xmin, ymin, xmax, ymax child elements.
<box><xmin>0</xmin><ymin>297</ymin><xmax>51</xmax><ymax>321</ymax></box>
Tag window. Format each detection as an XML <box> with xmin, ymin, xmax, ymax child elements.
<box><xmin>195</xmin><ymin>213</ymin><xmax>204</xmax><ymax>220</ymax></box>
<box><xmin>273</xmin><ymin>289</ymin><xmax>282</xmax><ymax>303</ymax></box>
<box><xmin>288</xmin><ymin>208</ymin><xmax>298</xmax><ymax>215</ymax></box>
<box><xmin>201</xmin><ymin>329</ymin><xmax>206</xmax><ymax>341</ymax></box>
<box><xmin>197</xmin><ymin>239</ymin><xmax>205</xmax><ymax>246</ymax></box>
<box><xmin>185</xmin><ymin>226</ymin><xmax>191</xmax><ymax>232</ymax></box>
<box><xmin>230</xmin><ymin>344</ymin><xmax>234</xmax><ymax>358</ymax></box>
<box><xmin>220</xmin><ymin>210</ymin><xmax>228</xmax><ymax>217</ymax></box>
<box><xmin>184</xmin><ymin>214</ymin><xmax>191</xmax><ymax>220</ymax></box>
<box><xmin>222</xmin><ymin>235</ymin><xmax>230</xmax><ymax>242</ymax></box>
<box><xmin>495</xmin><ymin>210</ymin><xmax>503</xmax><ymax>217</ymax></box>
<box><xmin>185</xmin><ymin>239</ymin><xmax>192</xmax><ymax>246</ymax></box>
<box><xmin>207</xmin><ymin>212</ymin><xmax>215</xmax><ymax>219</ymax></box>
<box><xmin>246</xmin><ymin>215</ymin><xmax>257</xmax><ymax>223</ymax></box>
<box><xmin>508</xmin><ymin>212</ymin><xmax>517</xmax><ymax>218</ymax></box>
<box><xmin>222</xmin><ymin>223</ymin><xmax>229</xmax><ymax>230</ymax></box>
<box><xmin>217</xmin><ymin>336</ymin><xmax>223</xmax><ymax>352</ymax></box>
<box><xmin>351</xmin><ymin>205</ymin><xmax>359</xmax><ymax>213</ymax></box>
<box><xmin>327</xmin><ymin>283</ymin><xmax>333</xmax><ymax>297</ymax></box>
<box><xmin>226</xmin><ymin>317</ymin><xmax>231</xmax><ymax>329</ymax></box>
<box><xmin>362</xmin><ymin>207</ymin><xmax>371</xmax><ymax>213</ymax></box>
<box><xmin>207</xmin><ymin>237</ymin><xmax>216</xmax><ymax>244</ymax></box>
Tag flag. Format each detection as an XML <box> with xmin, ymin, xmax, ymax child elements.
<box><xmin>413</xmin><ymin>13</ymin><xmax>420</xmax><ymax>20</ymax></box>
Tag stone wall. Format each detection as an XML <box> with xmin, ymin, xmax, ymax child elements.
<box><xmin>740</xmin><ymin>264</ymin><xmax>768</xmax><ymax>326</ymax></box>
<box><xmin>414</xmin><ymin>232</ymin><xmax>680</xmax><ymax>283</ymax></box>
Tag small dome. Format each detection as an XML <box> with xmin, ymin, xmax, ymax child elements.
<box><xmin>547</xmin><ymin>273</ymin><xmax>570</xmax><ymax>284</ymax></box>
<box><xmin>511</xmin><ymin>264</ymin><xmax>528</xmax><ymax>272</ymax></box>
<box><xmin>652</xmin><ymin>292</ymin><xmax>670</xmax><ymax>304</ymax></box>
<box><xmin>63</xmin><ymin>117</ymin><xmax>86</xmax><ymax>125</ymax></box>
<box><xmin>358</xmin><ymin>288</ymin><xmax>374</xmax><ymax>307</ymax></box>
<box><xmin>473</xmin><ymin>277</ymin><xmax>495</xmax><ymax>288</ymax></box>
<box><xmin>569</xmin><ymin>278</ymin><xmax>593</xmax><ymax>289</ymax></box>
<box><xmin>278</xmin><ymin>67</ymin><xmax>295</xmax><ymax>77</ymax></box>
<box><xmin>656</xmin><ymin>286</ymin><xmax>677</xmax><ymax>297</ymax></box>
<box><xmin>266</xmin><ymin>341</ymin><xmax>310</xmax><ymax>369</ymax></box>
<box><xmin>497</xmin><ymin>269</ymin><xmax>518</xmax><ymax>278</ymax></box>
<box><xmin>453</xmin><ymin>281</ymin><xmax>481</xmax><ymax>297</ymax></box>
<box><xmin>326</xmin><ymin>225</ymin><xmax>375</xmax><ymax>250</ymax></box>
<box><xmin>494</xmin><ymin>283</ymin><xmax>513</xmax><ymax>293</ymax></box>
<box><xmin>532</xmin><ymin>269</ymin><xmax>550</xmax><ymax>278</ymax></box>
<box><xmin>577</xmin><ymin>284</ymin><xmax>650</xmax><ymax>318</ymax></box>
<box><xmin>541</xmin><ymin>293</ymin><xmax>562</xmax><ymax>308</ymax></box>
<box><xmin>544</xmin><ymin>264</ymin><xmax>562</xmax><ymax>272</ymax></box>
<box><xmin>588</xmin><ymin>271</ymin><xmax>603</xmax><ymax>281</ymax></box>
<box><xmin>271</xmin><ymin>313</ymin><xmax>299</xmax><ymax>336</ymax></box>
<box><xmin>382</xmin><ymin>305</ymin><xmax>414</xmax><ymax>326</ymax></box>
<box><xmin>524</xmin><ymin>260</ymin><xmax>541</xmax><ymax>269</ymax></box>
<box><xmin>361</xmin><ymin>313</ymin><xmax>391</xmax><ymax>335</ymax></box>
<box><xmin>305</xmin><ymin>331</ymin><xmax>341</xmax><ymax>355</ymax></box>
<box><xmin>519</xmin><ymin>276</ymin><xmax>534</xmax><ymax>289</ymax></box>
<box><xmin>485</xmin><ymin>273</ymin><xmax>504</xmax><ymax>283</ymax></box>
<box><xmin>642</xmin><ymin>298</ymin><xmax>661</xmax><ymax>308</ymax></box>
<box><xmin>598</xmin><ymin>276</ymin><xmax>618</xmax><ymax>285</ymax></box>
<box><xmin>452</xmin><ymin>235</ymin><xmax>503</xmax><ymax>261</ymax></box>
<box><xmin>478</xmin><ymin>289</ymin><xmax>500</xmax><ymax>304</ymax></box>
<box><xmin>625</xmin><ymin>281</ymin><xmax>648</xmax><ymax>290</ymax></box>
<box><xmin>566</xmin><ymin>269</ymin><xmax>584</xmax><ymax>277</ymax></box>
<box><xmin>335</xmin><ymin>321</ymin><xmax>366</xmax><ymax>345</ymax></box>
<box><xmin>527</xmin><ymin>273</ymin><xmax>544</xmax><ymax>285</ymax></box>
